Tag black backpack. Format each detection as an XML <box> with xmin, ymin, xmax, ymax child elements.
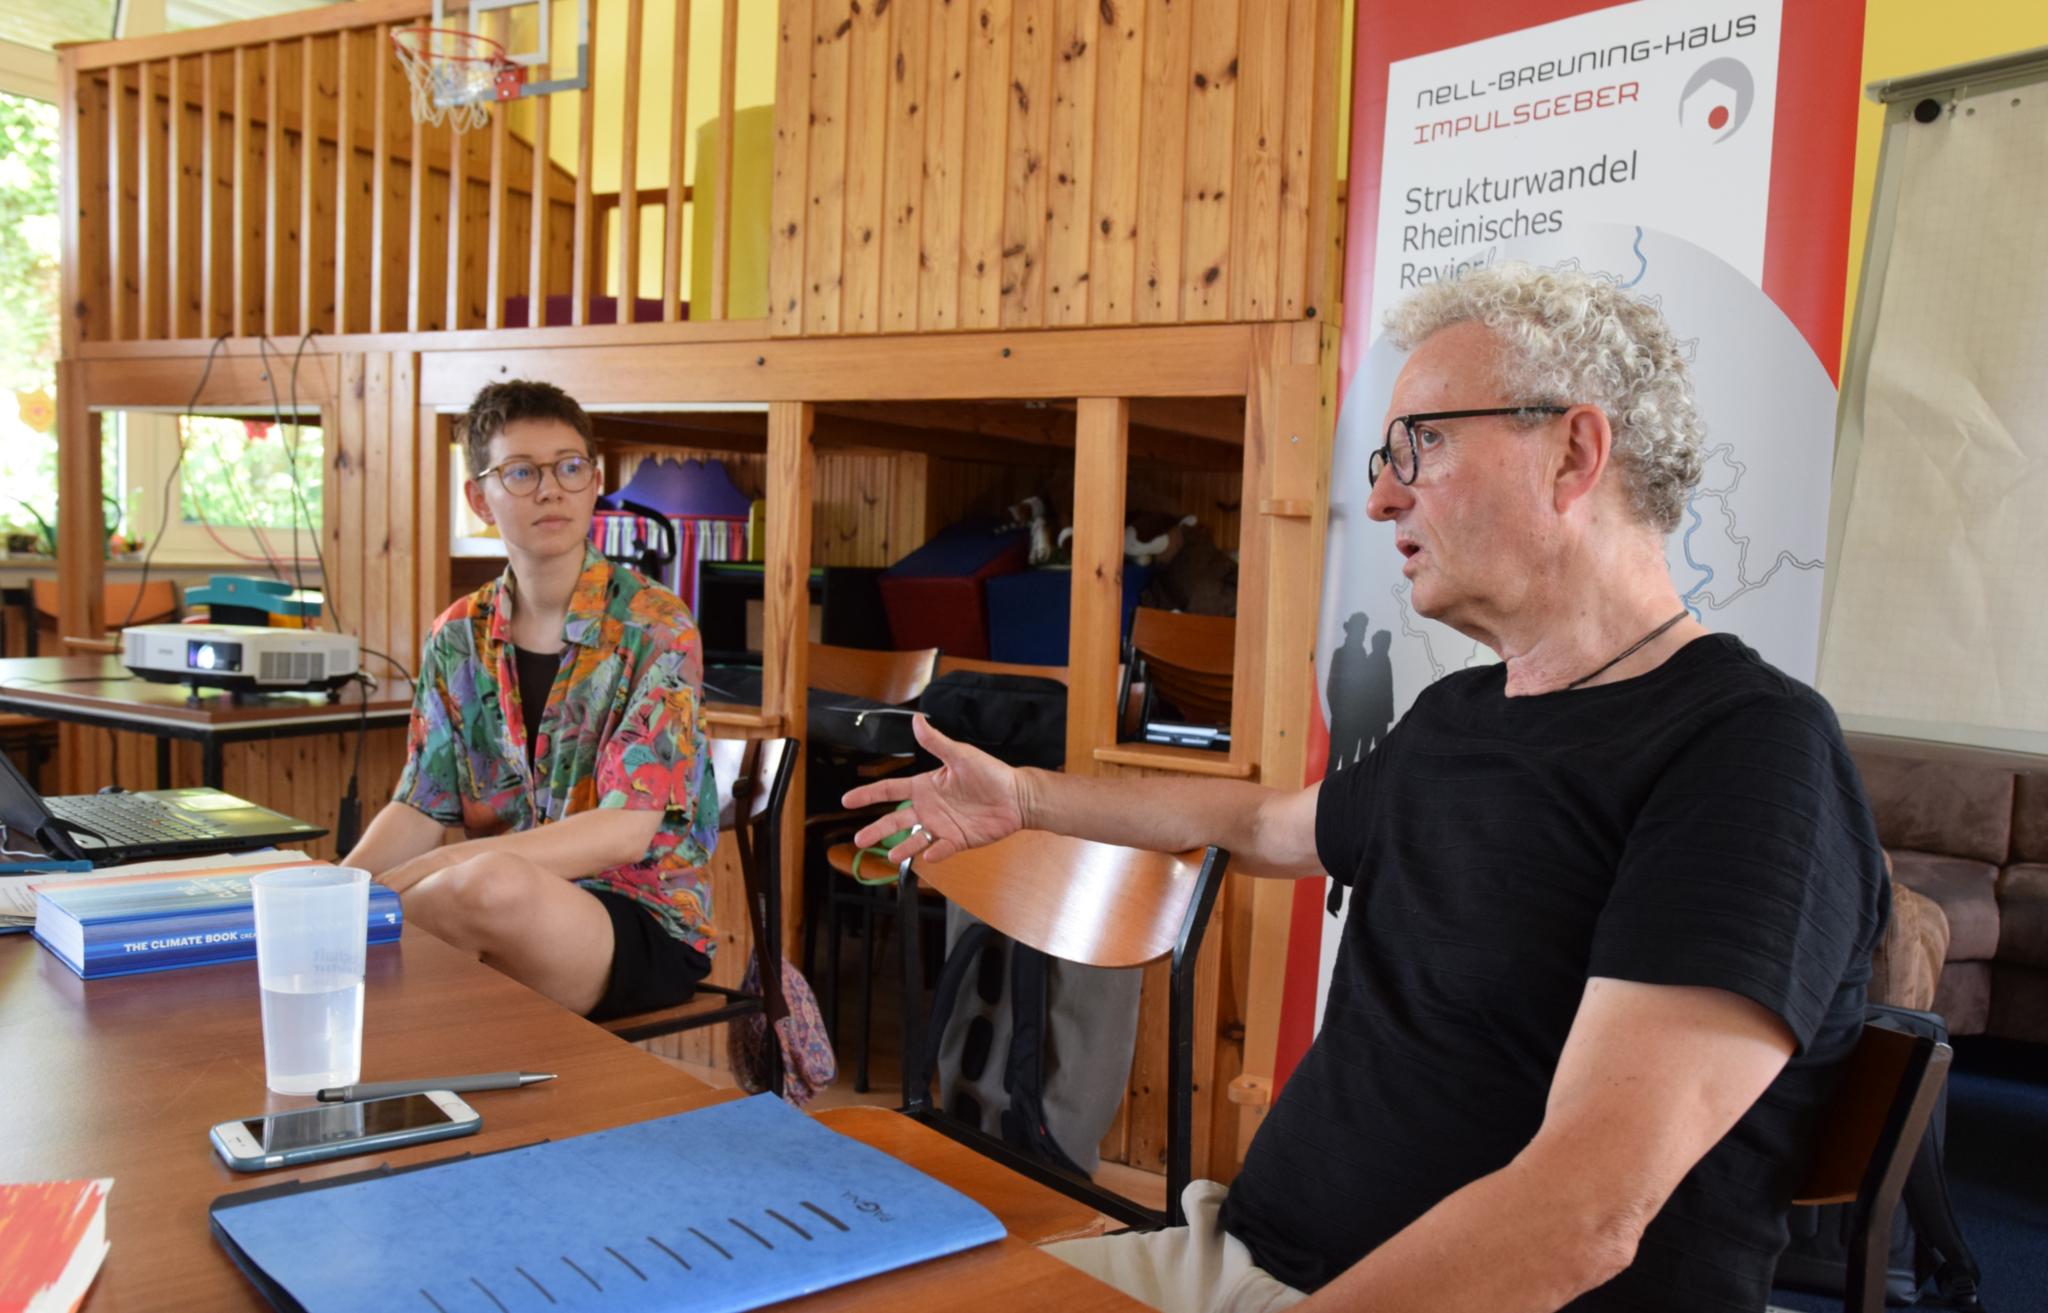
<box><xmin>1773</xmin><ymin>1004</ymin><xmax>1985</xmax><ymax>1310</ymax></box>
<box><xmin>916</xmin><ymin>671</ymin><xmax>1068</xmax><ymax>770</ymax></box>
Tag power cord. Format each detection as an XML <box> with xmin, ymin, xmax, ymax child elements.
<box><xmin>120</xmin><ymin>334</ymin><xmax>227</xmax><ymax>630</ymax></box>
<box><xmin>255</xmin><ymin>333</ymin><xmax>309</xmax><ymax>602</ymax></box>
<box><xmin>334</xmin><ymin>647</ymin><xmax>419</xmax><ymax>857</ymax></box>
<box><xmin>282</xmin><ymin>330</ymin><xmax>338</xmax><ymax>625</ymax></box>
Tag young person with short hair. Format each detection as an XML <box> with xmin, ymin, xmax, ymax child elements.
<box><xmin>344</xmin><ymin>380</ymin><xmax>719</xmax><ymax>1019</ymax></box>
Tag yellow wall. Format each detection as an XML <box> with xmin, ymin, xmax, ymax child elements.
<box><xmin>1847</xmin><ymin>1</ymin><xmax>2048</xmax><ymax>348</ymax></box>
<box><xmin>508</xmin><ymin>0</ymin><xmax>778</xmax><ymax>301</ymax></box>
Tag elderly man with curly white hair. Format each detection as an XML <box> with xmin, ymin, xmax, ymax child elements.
<box><xmin>845</xmin><ymin>264</ymin><xmax>1889</xmax><ymax>1313</ymax></box>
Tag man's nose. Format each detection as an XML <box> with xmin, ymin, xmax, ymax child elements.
<box><xmin>1365</xmin><ymin>459</ymin><xmax>1409</xmax><ymax>522</ymax></box>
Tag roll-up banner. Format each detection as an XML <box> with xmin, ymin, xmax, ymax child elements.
<box><xmin>1273</xmin><ymin>0</ymin><xmax>1865</xmax><ymax>1083</ymax></box>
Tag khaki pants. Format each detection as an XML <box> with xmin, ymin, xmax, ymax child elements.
<box><xmin>1045</xmin><ymin>1182</ymin><xmax>1308</xmax><ymax>1313</ymax></box>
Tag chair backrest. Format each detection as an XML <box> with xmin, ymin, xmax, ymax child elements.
<box><xmin>934</xmin><ymin>654</ymin><xmax>1070</xmax><ymax>685</ymax></box>
<box><xmin>706</xmin><ymin>735</ymin><xmax>797</xmax><ymax>833</ymax></box>
<box><xmin>909</xmin><ymin>829</ymin><xmax>1214</xmax><ymax>970</ymax></box>
<box><xmin>1128</xmin><ymin>607</ymin><xmax>1235</xmax><ymax>727</ymax></box>
<box><xmin>897</xmin><ymin>832</ymin><xmax>1228</xmax><ymax>1230</ymax></box>
<box><xmin>809</xmin><ymin>642</ymin><xmax>938</xmax><ymax>705</ymax></box>
<box><xmin>1793</xmin><ymin>1023</ymin><xmax>1951</xmax><ymax>1208</ymax></box>
<box><xmin>1129</xmin><ymin>607</ymin><xmax>1234</xmax><ymax>676</ymax></box>
<box><xmin>30</xmin><ymin>578</ymin><xmax>178</xmax><ymax>625</ymax></box>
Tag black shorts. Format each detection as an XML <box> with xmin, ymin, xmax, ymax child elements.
<box><xmin>586</xmin><ymin>889</ymin><xmax>712</xmax><ymax>1022</ymax></box>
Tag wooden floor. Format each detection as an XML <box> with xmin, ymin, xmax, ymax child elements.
<box><xmin>656</xmin><ymin>917</ymin><xmax>1170</xmax><ymax>1215</ymax></box>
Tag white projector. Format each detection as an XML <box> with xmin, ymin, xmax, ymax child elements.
<box><xmin>123</xmin><ymin>624</ymin><xmax>361</xmax><ymax>696</ymax></box>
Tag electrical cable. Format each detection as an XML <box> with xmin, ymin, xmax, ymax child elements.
<box><xmin>334</xmin><ymin>649</ymin><xmax>418</xmax><ymax>857</ymax></box>
<box><xmin>120</xmin><ymin>334</ymin><xmax>228</xmax><ymax>629</ymax></box>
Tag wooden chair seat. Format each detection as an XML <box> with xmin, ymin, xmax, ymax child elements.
<box><xmin>1122</xmin><ymin>607</ymin><xmax>1236</xmax><ymax>736</ymax></box>
<box><xmin>896</xmin><ymin>832</ymin><xmax>1229</xmax><ymax>1229</ymax></box>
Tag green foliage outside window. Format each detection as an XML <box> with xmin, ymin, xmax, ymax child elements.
<box><xmin>178</xmin><ymin>416</ymin><xmax>325</xmax><ymax>536</ymax></box>
<box><xmin>0</xmin><ymin>91</ymin><xmax>63</xmax><ymax>549</ymax></box>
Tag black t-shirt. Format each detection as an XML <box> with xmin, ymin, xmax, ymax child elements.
<box><xmin>511</xmin><ymin>644</ymin><xmax>563</xmax><ymax>770</ymax></box>
<box><xmin>1220</xmin><ymin>633</ymin><xmax>1889</xmax><ymax>1310</ymax></box>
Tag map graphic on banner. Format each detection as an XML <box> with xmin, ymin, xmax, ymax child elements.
<box><xmin>1309</xmin><ymin>0</ymin><xmax>1842</xmax><ymax>1025</ymax></box>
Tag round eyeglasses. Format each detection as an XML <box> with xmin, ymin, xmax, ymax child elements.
<box><xmin>476</xmin><ymin>454</ymin><xmax>597</xmax><ymax>497</ymax></box>
<box><xmin>1369</xmin><ymin>406</ymin><xmax>1570</xmax><ymax>486</ymax></box>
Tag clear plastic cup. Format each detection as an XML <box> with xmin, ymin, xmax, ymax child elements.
<box><xmin>251</xmin><ymin>866</ymin><xmax>370</xmax><ymax>1095</ymax></box>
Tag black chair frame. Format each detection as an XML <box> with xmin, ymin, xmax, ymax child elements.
<box><xmin>605</xmin><ymin>737</ymin><xmax>800</xmax><ymax>1103</ymax></box>
<box><xmin>895</xmin><ymin>844</ymin><xmax>1230</xmax><ymax>1232</ymax></box>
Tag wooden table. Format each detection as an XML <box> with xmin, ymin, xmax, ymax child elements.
<box><xmin>0</xmin><ymin>656</ymin><xmax>413</xmax><ymax>790</ymax></box>
<box><xmin>0</xmin><ymin>929</ymin><xmax>1130</xmax><ymax>1311</ymax></box>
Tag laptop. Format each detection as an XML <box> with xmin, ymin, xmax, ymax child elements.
<box><xmin>0</xmin><ymin>752</ymin><xmax>325</xmax><ymax>867</ymax></box>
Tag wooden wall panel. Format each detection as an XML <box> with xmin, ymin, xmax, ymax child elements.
<box><xmin>839</xmin><ymin>0</ymin><xmax>891</xmax><ymax>333</ymax></box>
<box><xmin>999</xmin><ymin>0</ymin><xmax>1054</xmax><ymax>328</ymax></box>
<box><xmin>1042</xmin><ymin>0</ymin><xmax>1098</xmax><ymax>327</ymax></box>
<box><xmin>770</xmin><ymin>0</ymin><xmax>1339</xmax><ymax>337</ymax></box>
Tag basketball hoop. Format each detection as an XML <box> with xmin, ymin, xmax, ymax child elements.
<box><xmin>391</xmin><ymin>25</ymin><xmax>527</xmax><ymax>133</ymax></box>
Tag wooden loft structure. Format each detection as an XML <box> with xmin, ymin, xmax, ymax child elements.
<box><xmin>50</xmin><ymin>0</ymin><xmax>1345</xmax><ymax>1181</ymax></box>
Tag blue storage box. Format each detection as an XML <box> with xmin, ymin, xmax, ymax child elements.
<box><xmin>984</xmin><ymin>566</ymin><xmax>1153</xmax><ymax>667</ymax></box>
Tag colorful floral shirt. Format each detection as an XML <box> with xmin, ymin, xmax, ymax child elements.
<box><xmin>392</xmin><ymin>546</ymin><xmax>719</xmax><ymax>955</ymax></box>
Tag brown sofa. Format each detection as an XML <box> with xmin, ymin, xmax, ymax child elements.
<box><xmin>1853</xmin><ymin>744</ymin><xmax>2048</xmax><ymax>1040</ymax></box>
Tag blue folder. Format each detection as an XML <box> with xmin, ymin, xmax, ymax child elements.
<box><xmin>209</xmin><ymin>1095</ymin><xmax>1006</xmax><ymax>1312</ymax></box>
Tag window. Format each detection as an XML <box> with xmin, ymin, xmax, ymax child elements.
<box><xmin>114</xmin><ymin>412</ymin><xmax>326</xmax><ymax>569</ymax></box>
<box><xmin>0</xmin><ymin>90</ymin><xmax>59</xmax><ymax>552</ymax></box>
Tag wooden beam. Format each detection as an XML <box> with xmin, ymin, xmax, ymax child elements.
<box><xmin>570</xmin><ymin>4</ymin><xmax>597</xmax><ymax>327</ymax></box>
<box><xmin>108</xmin><ymin>64</ymin><xmax>129</xmax><ymax>341</ymax></box>
<box><xmin>369</xmin><ymin>25</ymin><xmax>391</xmax><ymax>332</ymax></box>
<box><xmin>58</xmin><ymin>53</ymin><xmax>86</xmax><ymax>354</ymax></box>
<box><xmin>231</xmin><ymin>47</ymin><xmax>250</xmax><ymax>336</ymax></box>
<box><xmin>139</xmin><ymin>60</ymin><xmax>166</xmax><ymax>339</ymax></box>
<box><xmin>406</xmin><ymin>67</ymin><xmax>425</xmax><ymax>332</ymax></box>
<box><xmin>709</xmin><ymin>0</ymin><xmax>738</xmax><ymax>319</ymax></box>
<box><xmin>264</xmin><ymin>41</ymin><xmax>283</xmax><ymax>337</ymax></box>
<box><xmin>1065</xmin><ymin>397</ymin><xmax>1128</xmax><ymax>772</ymax></box>
<box><xmin>763</xmin><ymin>400</ymin><xmax>815</xmax><ymax>955</ymax></box>
<box><xmin>822</xmin><ymin>399</ymin><xmax>1242</xmax><ymax>469</ymax></box>
<box><xmin>200</xmin><ymin>52</ymin><xmax>219</xmax><ymax>335</ymax></box>
<box><xmin>417</xmin><ymin>323</ymin><xmax>1256</xmax><ymax>405</ymax></box>
<box><xmin>529</xmin><ymin>92</ymin><xmax>552</xmax><ymax>328</ymax></box>
<box><xmin>486</xmin><ymin>109</ymin><xmax>509</xmax><ymax>330</ymax></box>
<box><xmin>616</xmin><ymin>0</ymin><xmax>644</xmax><ymax>324</ymax></box>
<box><xmin>55</xmin><ymin>360</ymin><xmax>104</xmax><ymax>643</ymax></box>
<box><xmin>768</xmin><ymin>0</ymin><xmax>812</xmax><ymax>335</ymax></box>
<box><xmin>70</xmin><ymin>0</ymin><xmax>433</xmax><ymax>70</ymax></box>
<box><xmin>334</xmin><ymin>31</ymin><xmax>355</xmax><ymax>333</ymax></box>
<box><xmin>167</xmin><ymin>54</ymin><xmax>187</xmax><ymax>337</ymax></box>
<box><xmin>661</xmin><ymin>0</ymin><xmax>689</xmax><ymax>323</ymax></box>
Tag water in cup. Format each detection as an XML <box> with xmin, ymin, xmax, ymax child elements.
<box><xmin>260</xmin><ymin>973</ymin><xmax>365</xmax><ymax>1095</ymax></box>
<box><xmin>251</xmin><ymin>866</ymin><xmax>371</xmax><ymax>1095</ymax></box>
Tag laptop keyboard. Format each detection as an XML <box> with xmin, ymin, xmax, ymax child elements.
<box><xmin>47</xmin><ymin>794</ymin><xmax>232</xmax><ymax>847</ymax></box>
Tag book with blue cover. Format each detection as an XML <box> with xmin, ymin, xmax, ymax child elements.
<box><xmin>32</xmin><ymin>865</ymin><xmax>401</xmax><ymax>979</ymax></box>
<box><xmin>210</xmin><ymin>1094</ymin><xmax>1008</xmax><ymax>1313</ymax></box>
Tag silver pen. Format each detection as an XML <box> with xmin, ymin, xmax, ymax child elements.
<box><xmin>315</xmin><ymin>1072</ymin><xmax>557</xmax><ymax>1102</ymax></box>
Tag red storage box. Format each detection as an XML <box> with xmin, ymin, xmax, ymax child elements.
<box><xmin>878</xmin><ymin>524</ymin><xmax>1029</xmax><ymax>658</ymax></box>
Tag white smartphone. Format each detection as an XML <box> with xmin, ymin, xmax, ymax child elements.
<box><xmin>209</xmin><ymin>1090</ymin><xmax>482</xmax><ymax>1173</ymax></box>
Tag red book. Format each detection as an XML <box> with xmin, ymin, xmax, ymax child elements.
<box><xmin>0</xmin><ymin>1178</ymin><xmax>111</xmax><ymax>1313</ymax></box>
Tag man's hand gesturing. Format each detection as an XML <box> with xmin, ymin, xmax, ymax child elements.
<box><xmin>841</xmin><ymin>716</ymin><xmax>1027</xmax><ymax>864</ymax></box>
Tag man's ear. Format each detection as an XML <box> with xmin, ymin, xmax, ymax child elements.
<box><xmin>462</xmin><ymin>478</ymin><xmax>494</xmax><ymax>525</ymax></box>
<box><xmin>1553</xmin><ymin>405</ymin><xmax>1613</xmax><ymax>515</ymax></box>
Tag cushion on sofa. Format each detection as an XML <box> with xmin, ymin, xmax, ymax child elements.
<box><xmin>2013</xmin><ymin>773</ymin><xmax>2048</xmax><ymax>864</ymax></box>
<box><xmin>1933</xmin><ymin>960</ymin><xmax>1993</xmax><ymax>1036</ymax></box>
<box><xmin>1869</xmin><ymin>881</ymin><xmax>1951</xmax><ymax>1012</ymax></box>
<box><xmin>1854</xmin><ymin>752</ymin><xmax>2015</xmax><ymax>866</ymax></box>
<box><xmin>1888</xmin><ymin>850</ymin><xmax>2001</xmax><ymax>962</ymax></box>
<box><xmin>1994</xmin><ymin>863</ymin><xmax>2048</xmax><ymax>970</ymax></box>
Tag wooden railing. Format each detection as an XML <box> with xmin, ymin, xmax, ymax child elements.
<box><xmin>58</xmin><ymin>0</ymin><xmax>751</xmax><ymax>347</ymax></box>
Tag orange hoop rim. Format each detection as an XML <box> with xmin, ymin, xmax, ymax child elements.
<box><xmin>390</xmin><ymin>24</ymin><xmax>512</xmax><ymax>64</ymax></box>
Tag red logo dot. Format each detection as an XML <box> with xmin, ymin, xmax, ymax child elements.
<box><xmin>1708</xmin><ymin>105</ymin><xmax>1731</xmax><ymax>131</ymax></box>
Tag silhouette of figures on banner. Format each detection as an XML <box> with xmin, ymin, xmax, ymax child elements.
<box><xmin>1327</xmin><ymin>612</ymin><xmax>1395</xmax><ymax>773</ymax></box>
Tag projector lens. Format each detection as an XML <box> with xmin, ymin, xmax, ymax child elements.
<box><xmin>187</xmin><ymin>640</ymin><xmax>242</xmax><ymax>673</ymax></box>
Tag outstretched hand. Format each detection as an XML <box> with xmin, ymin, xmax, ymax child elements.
<box><xmin>841</xmin><ymin>716</ymin><xmax>1025</xmax><ymax>864</ymax></box>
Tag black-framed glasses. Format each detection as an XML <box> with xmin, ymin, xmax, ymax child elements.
<box><xmin>476</xmin><ymin>453</ymin><xmax>597</xmax><ymax>497</ymax></box>
<box><xmin>1369</xmin><ymin>406</ymin><xmax>1570</xmax><ymax>486</ymax></box>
